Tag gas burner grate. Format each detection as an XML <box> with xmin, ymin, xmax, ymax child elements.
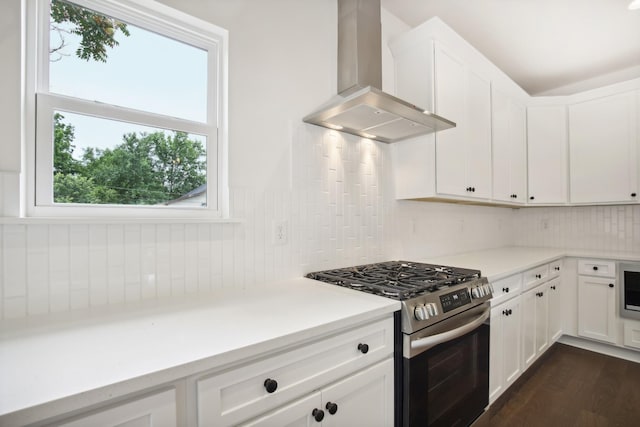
<box><xmin>306</xmin><ymin>261</ymin><xmax>481</xmax><ymax>300</ymax></box>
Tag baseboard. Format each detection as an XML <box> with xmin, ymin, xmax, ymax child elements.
<box><xmin>558</xmin><ymin>335</ymin><xmax>640</xmax><ymax>363</ymax></box>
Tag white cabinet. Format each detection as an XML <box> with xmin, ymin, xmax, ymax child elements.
<box><xmin>492</xmin><ymin>87</ymin><xmax>527</xmax><ymax>204</ymax></box>
<box><xmin>197</xmin><ymin>318</ymin><xmax>394</xmax><ymax>426</ymax></box>
<box><xmin>242</xmin><ymin>359</ymin><xmax>393</xmax><ymax>427</ymax></box>
<box><xmin>490</xmin><ymin>273</ymin><xmax>523</xmax><ymax>307</ymax></box>
<box><xmin>578</xmin><ymin>275</ymin><xmax>617</xmax><ymax>344</ymax></box>
<box><xmin>489</xmin><ymin>296</ymin><xmax>522</xmax><ymax>403</ymax></box>
<box><xmin>623</xmin><ymin>320</ymin><xmax>640</xmax><ymax>350</ymax></box>
<box><xmin>522</xmin><ymin>283</ymin><xmax>549</xmax><ymax>369</ymax></box>
<box><xmin>526</xmin><ymin>105</ymin><xmax>568</xmax><ymax>204</ymax></box>
<box><xmin>522</xmin><ymin>264</ymin><xmax>550</xmax><ymax>290</ymax></box>
<box><xmin>434</xmin><ymin>42</ymin><xmax>492</xmax><ymax>200</ymax></box>
<box><xmin>547</xmin><ymin>277</ymin><xmax>563</xmax><ymax>343</ymax></box>
<box><xmin>58</xmin><ymin>389</ymin><xmax>177</xmax><ymax>427</ymax></box>
<box><xmin>569</xmin><ymin>91</ymin><xmax>638</xmax><ymax>204</ymax></box>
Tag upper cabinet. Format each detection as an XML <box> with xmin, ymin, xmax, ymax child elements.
<box><xmin>390</xmin><ymin>19</ymin><xmax>499</xmax><ymax>203</ymax></box>
<box><xmin>492</xmin><ymin>86</ymin><xmax>527</xmax><ymax>204</ymax></box>
<box><xmin>568</xmin><ymin>91</ymin><xmax>639</xmax><ymax>204</ymax></box>
<box><xmin>389</xmin><ymin>17</ymin><xmax>640</xmax><ymax>208</ymax></box>
<box><xmin>434</xmin><ymin>43</ymin><xmax>492</xmax><ymax>200</ymax></box>
<box><xmin>527</xmin><ymin>105</ymin><xmax>568</xmax><ymax>204</ymax></box>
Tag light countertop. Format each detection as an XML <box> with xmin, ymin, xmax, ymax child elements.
<box><xmin>424</xmin><ymin>246</ymin><xmax>640</xmax><ymax>282</ymax></box>
<box><xmin>0</xmin><ymin>278</ymin><xmax>400</xmax><ymax>424</ymax></box>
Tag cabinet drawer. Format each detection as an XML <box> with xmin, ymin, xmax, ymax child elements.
<box><xmin>490</xmin><ymin>273</ymin><xmax>522</xmax><ymax>306</ymax></box>
<box><xmin>523</xmin><ymin>264</ymin><xmax>550</xmax><ymax>290</ymax></box>
<box><xmin>197</xmin><ymin>317</ymin><xmax>394</xmax><ymax>426</ymax></box>
<box><xmin>624</xmin><ymin>320</ymin><xmax>640</xmax><ymax>350</ymax></box>
<box><xmin>549</xmin><ymin>259</ymin><xmax>563</xmax><ymax>279</ymax></box>
<box><xmin>577</xmin><ymin>259</ymin><xmax>615</xmax><ymax>278</ymax></box>
<box><xmin>59</xmin><ymin>389</ymin><xmax>177</xmax><ymax>427</ymax></box>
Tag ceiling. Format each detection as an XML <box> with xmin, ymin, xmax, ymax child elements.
<box><xmin>381</xmin><ymin>0</ymin><xmax>640</xmax><ymax>95</ymax></box>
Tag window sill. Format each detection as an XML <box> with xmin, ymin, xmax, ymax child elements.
<box><xmin>0</xmin><ymin>216</ymin><xmax>243</xmax><ymax>225</ymax></box>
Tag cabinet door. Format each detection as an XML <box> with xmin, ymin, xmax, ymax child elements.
<box><xmin>59</xmin><ymin>389</ymin><xmax>177</xmax><ymax>427</ymax></box>
<box><xmin>522</xmin><ymin>285</ymin><xmax>548</xmax><ymax>369</ymax></box>
<box><xmin>527</xmin><ymin>106</ymin><xmax>568</xmax><ymax>204</ymax></box>
<box><xmin>489</xmin><ymin>305</ymin><xmax>505</xmax><ymax>403</ymax></box>
<box><xmin>569</xmin><ymin>92</ymin><xmax>638</xmax><ymax>203</ymax></box>
<box><xmin>502</xmin><ymin>297</ymin><xmax>522</xmax><ymax>389</ymax></box>
<box><xmin>240</xmin><ymin>392</ymin><xmax>321</xmax><ymax>427</ymax></box>
<box><xmin>434</xmin><ymin>43</ymin><xmax>467</xmax><ymax>197</ymax></box>
<box><xmin>535</xmin><ymin>286</ymin><xmax>549</xmax><ymax>356</ymax></box>
<box><xmin>548</xmin><ymin>277</ymin><xmax>563</xmax><ymax>343</ymax></box>
<box><xmin>578</xmin><ymin>276</ymin><xmax>617</xmax><ymax>343</ymax></box>
<box><xmin>465</xmin><ymin>70</ymin><xmax>492</xmax><ymax>199</ymax></box>
<box><xmin>492</xmin><ymin>89</ymin><xmax>526</xmax><ymax>203</ymax></box>
<box><xmin>321</xmin><ymin>359</ymin><xmax>394</xmax><ymax>427</ymax></box>
<box><xmin>521</xmin><ymin>288</ymin><xmax>537</xmax><ymax>369</ymax></box>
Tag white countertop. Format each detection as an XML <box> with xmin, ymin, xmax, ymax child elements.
<box><xmin>424</xmin><ymin>246</ymin><xmax>640</xmax><ymax>282</ymax></box>
<box><xmin>0</xmin><ymin>278</ymin><xmax>399</xmax><ymax>423</ymax></box>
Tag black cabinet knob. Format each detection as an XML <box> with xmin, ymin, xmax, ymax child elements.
<box><xmin>609</xmin><ymin>283</ymin><xmax>614</xmax><ymax>288</ymax></box>
<box><xmin>530</xmin><ymin>196</ymin><xmax>535</xmax><ymax>200</ymax></box>
<box><xmin>503</xmin><ymin>309</ymin><xmax>508</xmax><ymax>315</ymax></box>
<box><xmin>326</xmin><ymin>402</ymin><xmax>338</xmax><ymax>415</ymax></box>
<box><xmin>466</xmin><ymin>187</ymin><xmax>471</xmax><ymax>192</ymax></box>
<box><xmin>502</xmin><ymin>287</ymin><xmax>509</xmax><ymax>293</ymax></box>
<box><xmin>357</xmin><ymin>343</ymin><xmax>369</xmax><ymax>354</ymax></box>
<box><xmin>264</xmin><ymin>378</ymin><xmax>278</xmax><ymax>393</ymax></box>
<box><xmin>555</xmin><ymin>266</ymin><xmax>560</xmax><ymax>271</ymax></box>
<box><xmin>632</xmin><ymin>193</ymin><xmax>637</xmax><ymax>197</ymax></box>
<box><xmin>312</xmin><ymin>409</ymin><xmax>325</xmax><ymax>422</ymax></box>
<box><xmin>593</xmin><ymin>266</ymin><xmax>599</xmax><ymax>271</ymax></box>
<box><xmin>471</xmin><ymin>187</ymin><xmax>476</xmax><ymax>192</ymax></box>
<box><xmin>508</xmin><ymin>309</ymin><xmax>513</xmax><ymax>315</ymax></box>
<box><xmin>551</xmin><ymin>285</ymin><xmax>556</xmax><ymax>290</ymax></box>
<box><xmin>535</xmin><ymin>274</ymin><xmax>541</xmax><ymax>279</ymax></box>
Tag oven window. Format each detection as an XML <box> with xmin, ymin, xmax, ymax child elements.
<box><xmin>404</xmin><ymin>323</ymin><xmax>489</xmax><ymax>427</ymax></box>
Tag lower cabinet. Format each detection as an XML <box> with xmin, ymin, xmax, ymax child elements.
<box><xmin>196</xmin><ymin>317</ymin><xmax>394</xmax><ymax>426</ymax></box>
<box><xmin>522</xmin><ymin>283</ymin><xmax>549</xmax><ymax>369</ymax></box>
<box><xmin>241</xmin><ymin>359</ymin><xmax>394</xmax><ymax>427</ymax></box>
<box><xmin>547</xmin><ymin>277</ymin><xmax>563</xmax><ymax>343</ymax></box>
<box><xmin>58</xmin><ymin>389</ymin><xmax>177</xmax><ymax>427</ymax></box>
<box><xmin>577</xmin><ymin>275</ymin><xmax>617</xmax><ymax>344</ymax></box>
<box><xmin>489</xmin><ymin>296</ymin><xmax>522</xmax><ymax>403</ymax></box>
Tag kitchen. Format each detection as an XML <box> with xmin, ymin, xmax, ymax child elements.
<box><xmin>0</xmin><ymin>0</ymin><xmax>639</xmax><ymax>426</ymax></box>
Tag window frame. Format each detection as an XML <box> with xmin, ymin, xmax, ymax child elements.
<box><xmin>26</xmin><ymin>0</ymin><xmax>229</xmax><ymax>219</ymax></box>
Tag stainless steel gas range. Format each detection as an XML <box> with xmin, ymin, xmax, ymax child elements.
<box><xmin>307</xmin><ymin>260</ymin><xmax>493</xmax><ymax>427</ymax></box>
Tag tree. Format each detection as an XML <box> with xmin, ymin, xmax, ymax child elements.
<box><xmin>52</xmin><ymin>113</ymin><xmax>207</xmax><ymax>205</ymax></box>
<box><xmin>50</xmin><ymin>0</ymin><xmax>130</xmax><ymax>62</ymax></box>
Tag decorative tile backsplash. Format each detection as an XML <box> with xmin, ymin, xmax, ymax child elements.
<box><xmin>7</xmin><ymin>125</ymin><xmax>636</xmax><ymax>319</ymax></box>
<box><xmin>513</xmin><ymin>205</ymin><xmax>640</xmax><ymax>253</ymax></box>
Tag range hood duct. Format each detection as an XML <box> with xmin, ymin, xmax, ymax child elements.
<box><xmin>303</xmin><ymin>0</ymin><xmax>455</xmax><ymax>143</ymax></box>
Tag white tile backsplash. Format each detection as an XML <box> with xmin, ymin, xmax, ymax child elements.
<box><xmin>1</xmin><ymin>125</ymin><xmax>538</xmax><ymax>319</ymax></box>
<box><xmin>514</xmin><ymin>205</ymin><xmax>640</xmax><ymax>253</ymax></box>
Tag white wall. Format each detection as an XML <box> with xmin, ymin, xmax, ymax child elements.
<box><xmin>0</xmin><ymin>0</ymin><xmax>517</xmax><ymax>319</ymax></box>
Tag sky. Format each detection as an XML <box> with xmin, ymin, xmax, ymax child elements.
<box><xmin>48</xmin><ymin>6</ymin><xmax>208</xmax><ymax>158</ymax></box>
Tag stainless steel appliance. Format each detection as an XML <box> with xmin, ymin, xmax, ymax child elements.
<box><xmin>306</xmin><ymin>261</ymin><xmax>493</xmax><ymax>427</ymax></box>
<box><xmin>620</xmin><ymin>262</ymin><xmax>640</xmax><ymax>320</ymax></box>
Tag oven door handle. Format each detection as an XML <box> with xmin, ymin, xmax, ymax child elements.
<box><xmin>410</xmin><ymin>308</ymin><xmax>490</xmax><ymax>352</ymax></box>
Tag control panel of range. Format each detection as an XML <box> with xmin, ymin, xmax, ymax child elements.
<box><xmin>440</xmin><ymin>288</ymin><xmax>471</xmax><ymax>313</ymax></box>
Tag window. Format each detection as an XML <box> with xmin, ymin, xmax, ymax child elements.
<box><xmin>28</xmin><ymin>0</ymin><xmax>228</xmax><ymax>217</ymax></box>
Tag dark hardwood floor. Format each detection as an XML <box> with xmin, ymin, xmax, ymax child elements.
<box><xmin>473</xmin><ymin>343</ymin><xmax>640</xmax><ymax>427</ymax></box>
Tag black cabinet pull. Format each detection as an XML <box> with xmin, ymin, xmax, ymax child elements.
<box><xmin>632</xmin><ymin>193</ymin><xmax>637</xmax><ymax>197</ymax></box>
<box><xmin>471</xmin><ymin>187</ymin><xmax>476</xmax><ymax>192</ymax></box>
<box><xmin>358</xmin><ymin>343</ymin><xmax>369</xmax><ymax>354</ymax></box>
<box><xmin>551</xmin><ymin>285</ymin><xmax>556</xmax><ymax>290</ymax></box>
<box><xmin>502</xmin><ymin>287</ymin><xmax>509</xmax><ymax>293</ymax></box>
<box><xmin>535</xmin><ymin>274</ymin><xmax>541</xmax><ymax>279</ymax></box>
<box><xmin>503</xmin><ymin>309</ymin><xmax>508</xmax><ymax>316</ymax></box>
<box><xmin>593</xmin><ymin>266</ymin><xmax>599</xmax><ymax>271</ymax></box>
<box><xmin>264</xmin><ymin>378</ymin><xmax>278</xmax><ymax>393</ymax></box>
<box><xmin>326</xmin><ymin>402</ymin><xmax>338</xmax><ymax>415</ymax></box>
<box><xmin>312</xmin><ymin>409</ymin><xmax>325</xmax><ymax>422</ymax></box>
<box><xmin>530</xmin><ymin>196</ymin><xmax>535</xmax><ymax>200</ymax></box>
<box><xmin>555</xmin><ymin>266</ymin><xmax>560</xmax><ymax>271</ymax></box>
<box><xmin>609</xmin><ymin>283</ymin><xmax>614</xmax><ymax>288</ymax></box>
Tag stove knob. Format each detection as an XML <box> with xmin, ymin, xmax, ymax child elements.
<box><xmin>414</xmin><ymin>305</ymin><xmax>429</xmax><ymax>321</ymax></box>
<box><xmin>427</xmin><ymin>303</ymin><xmax>438</xmax><ymax>317</ymax></box>
<box><xmin>472</xmin><ymin>287</ymin><xmax>481</xmax><ymax>298</ymax></box>
<box><xmin>483</xmin><ymin>284</ymin><xmax>492</xmax><ymax>295</ymax></box>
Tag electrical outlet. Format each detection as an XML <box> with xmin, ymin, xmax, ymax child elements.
<box><xmin>273</xmin><ymin>221</ymin><xmax>288</xmax><ymax>245</ymax></box>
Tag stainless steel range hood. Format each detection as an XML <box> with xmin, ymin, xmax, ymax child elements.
<box><xmin>303</xmin><ymin>0</ymin><xmax>455</xmax><ymax>143</ymax></box>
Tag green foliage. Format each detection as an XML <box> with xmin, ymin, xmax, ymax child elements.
<box><xmin>50</xmin><ymin>0</ymin><xmax>130</xmax><ymax>62</ymax></box>
<box><xmin>53</xmin><ymin>114</ymin><xmax>207</xmax><ymax>206</ymax></box>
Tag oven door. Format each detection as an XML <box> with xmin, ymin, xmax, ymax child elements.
<box><xmin>402</xmin><ymin>302</ymin><xmax>490</xmax><ymax>427</ymax></box>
